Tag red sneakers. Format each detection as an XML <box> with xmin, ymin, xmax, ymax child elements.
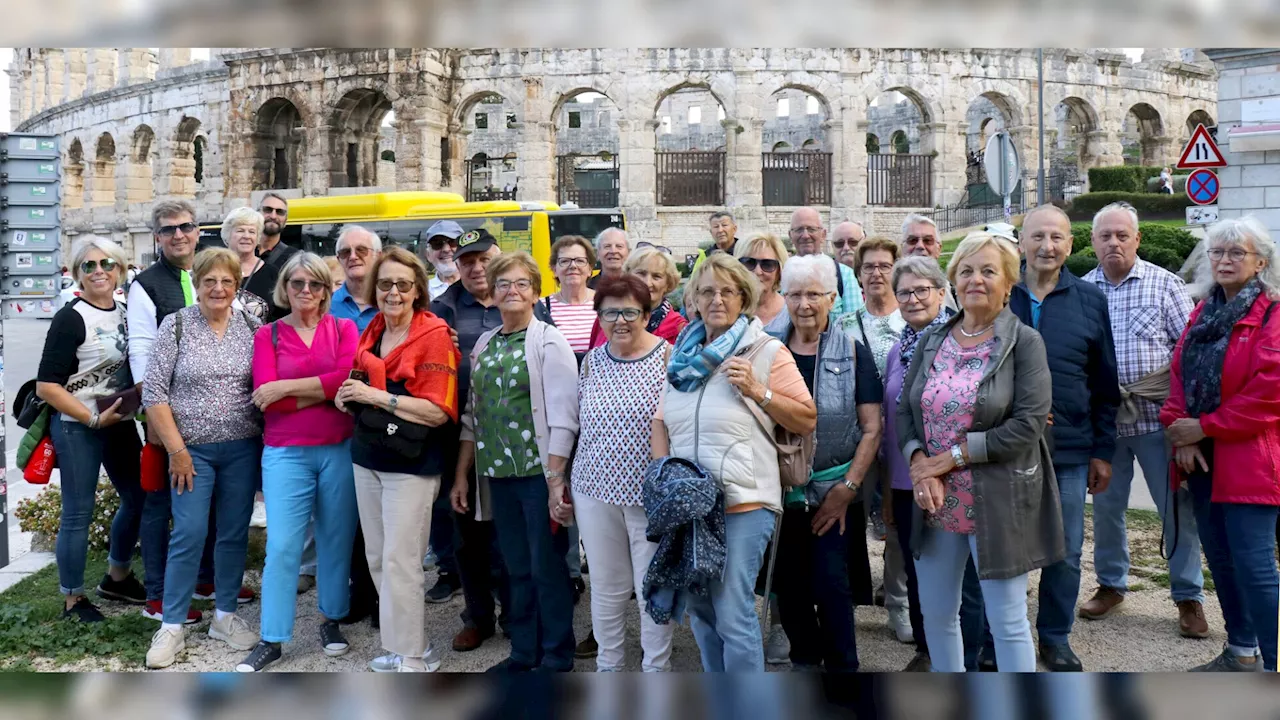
<box><xmin>142</xmin><ymin>600</ymin><xmax>203</xmax><ymax>625</ymax></box>
<box><xmin>192</xmin><ymin>584</ymin><xmax>256</xmax><ymax>604</ymax></box>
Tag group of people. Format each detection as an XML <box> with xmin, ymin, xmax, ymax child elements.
<box><xmin>38</xmin><ymin>192</ymin><xmax>1279</xmax><ymax>674</ymax></box>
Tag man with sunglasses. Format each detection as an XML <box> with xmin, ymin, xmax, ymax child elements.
<box><xmin>587</xmin><ymin>227</ymin><xmax>630</xmax><ymax>290</ymax></box>
<box><xmin>257</xmin><ymin>193</ymin><xmax>299</xmax><ymax>272</ymax></box>
<box><xmin>789</xmin><ymin>207</ymin><xmax>864</xmax><ymax>318</ymax></box>
<box><xmin>832</xmin><ymin>221</ymin><xmax>866</xmax><ymax>271</ymax></box>
<box><xmin>423</xmin><ymin>220</ymin><xmax>463</xmax><ymax>300</ymax></box>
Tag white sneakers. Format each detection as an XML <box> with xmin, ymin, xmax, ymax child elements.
<box><xmin>888</xmin><ymin>606</ymin><xmax>914</xmax><ymax>644</ymax></box>
<box><xmin>210</xmin><ymin>613</ymin><xmax>261</xmax><ymax>651</ymax></box>
<box><xmin>369</xmin><ymin>643</ymin><xmax>443</xmax><ymax>673</ymax></box>
<box><xmin>146</xmin><ymin>627</ymin><xmax>186</xmax><ymax>669</ymax></box>
<box><xmin>249</xmin><ymin>500</ymin><xmax>267</xmax><ymax>529</ymax></box>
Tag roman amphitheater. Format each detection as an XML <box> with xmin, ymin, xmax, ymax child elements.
<box><xmin>8</xmin><ymin>48</ymin><xmax>1217</xmax><ymax>263</ymax></box>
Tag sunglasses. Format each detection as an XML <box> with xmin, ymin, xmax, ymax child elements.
<box><xmin>261</xmin><ymin>206</ymin><xmax>288</xmax><ymax>217</ymax></box>
<box><xmin>157</xmin><ymin>222</ymin><xmax>198</xmax><ymax>238</ymax></box>
<box><xmin>79</xmin><ymin>258</ymin><xmax>119</xmax><ymax>275</ymax></box>
<box><xmin>740</xmin><ymin>257</ymin><xmax>780</xmax><ymax>273</ymax></box>
<box><xmin>636</xmin><ymin>241</ymin><xmax>673</xmax><ymax>255</ymax></box>
<box><xmin>428</xmin><ymin>237</ymin><xmax>459</xmax><ymax>250</ymax></box>
<box><xmin>376</xmin><ymin>279</ymin><xmax>416</xmax><ymax>293</ymax></box>
<box><xmin>832</xmin><ymin>238</ymin><xmax>861</xmax><ymax>250</ymax></box>
<box><xmin>288</xmin><ymin>279</ymin><xmax>327</xmax><ymax>293</ymax></box>
<box><xmin>337</xmin><ymin>246</ymin><xmax>373</xmax><ymax>261</ymax></box>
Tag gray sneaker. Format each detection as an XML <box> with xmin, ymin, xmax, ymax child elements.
<box><xmin>764</xmin><ymin>624</ymin><xmax>791</xmax><ymax>664</ymax></box>
<box><xmin>1190</xmin><ymin>646</ymin><xmax>1263</xmax><ymax>672</ymax></box>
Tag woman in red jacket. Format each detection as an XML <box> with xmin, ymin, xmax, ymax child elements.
<box><xmin>1161</xmin><ymin>215</ymin><xmax>1280</xmax><ymax>673</ymax></box>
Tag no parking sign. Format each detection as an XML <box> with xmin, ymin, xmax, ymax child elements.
<box><xmin>1186</xmin><ymin>168</ymin><xmax>1220</xmax><ymax>206</ymax></box>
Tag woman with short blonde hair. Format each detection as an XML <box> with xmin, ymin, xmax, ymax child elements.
<box><xmin>222</xmin><ymin>207</ymin><xmax>279</xmax><ymax>321</ymax></box>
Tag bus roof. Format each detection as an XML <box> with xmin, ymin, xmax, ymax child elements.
<box><xmin>403</xmin><ymin>200</ymin><xmax>563</xmax><ymax>217</ymax></box>
<box><xmin>285</xmin><ymin>191</ymin><xmax>465</xmax><ymax>223</ymax></box>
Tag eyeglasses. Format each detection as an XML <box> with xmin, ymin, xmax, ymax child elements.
<box><xmin>599</xmin><ymin>308</ymin><xmax>643</xmax><ymax>323</ymax></box>
<box><xmin>428</xmin><ymin>237</ymin><xmax>459</xmax><ymax>250</ymax></box>
<box><xmin>261</xmin><ymin>206</ymin><xmax>288</xmax><ymax>217</ymax></box>
<box><xmin>861</xmin><ymin>263</ymin><xmax>894</xmax><ymax>276</ymax></box>
<box><xmin>79</xmin><ymin>258</ymin><xmax>119</xmax><ymax>275</ymax></box>
<box><xmin>696</xmin><ymin>288</ymin><xmax>742</xmax><ymax>302</ymax></box>
<box><xmin>904</xmin><ymin>235</ymin><xmax>938</xmax><ymax>246</ymax></box>
<box><xmin>200</xmin><ymin>277</ymin><xmax>237</xmax><ymax>290</ymax></box>
<box><xmin>740</xmin><ymin>257</ymin><xmax>780</xmax><ymax>273</ymax></box>
<box><xmin>495</xmin><ymin>278</ymin><xmax>533</xmax><ymax>293</ymax></box>
<box><xmin>289</xmin><ymin>279</ymin><xmax>327</xmax><ymax>293</ymax></box>
<box><xmin>789</xmin><ymin>226</ymin><xmax>823</xmax><ymax>236</ymax></box>
<box><xmin>1208</xmin><ymin>247</ymin><xmax>1257</xmax><ymax>262</ymax></box>
<box><xmin>783</xmin><ymin>291</ymin><xmax>834</xmax><ymax>304</ymax></box>
<box><xmin>832</xmin><ymin>238</ymin><xmax>861</xmax><ymax>250</ymax></box>
<box><xmin>337</xmin><ymin>246</ymin><xmax>373</xmax><ymax>261</ymax></box>
<box><xmin>636</xmin><ymin>241</ymin><xmax>673</xmax><ymax>255</ymax></box>
<box><xmin>376</xmin><ymin>279</ymin><xmax>416</xmax><ymax>293</ymax></box>
<box><xmin>555</xmin><ymin>257</ymin><xmax>590</xmax><ymax>269</ymax></box>
<box><xmin>895</xmin><ymin>286</ymin><xmax>941</xmax><ymax>302</ymax></box>
<box><xmin>157</xmin><ymin>222</ymin><xmax>198</xmax><ymax>238</ymax></box>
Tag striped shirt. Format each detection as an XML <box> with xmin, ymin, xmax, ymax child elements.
<box><xmin>546</xmin><ymin>295</ymin><xmax>597</xmax><ymax>354</ymax></box>
<box><xmin>1083</xmin><ymin>259</ymin><xmax>1193</xmax><ymax>437</ymax></box>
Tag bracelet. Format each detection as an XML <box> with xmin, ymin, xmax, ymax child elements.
<box><xmin>168</xmin><ymin>446</ymin><xmax>186</xmax><ymax>457</ymax></box>
<box><xmin>545</xmin><ymin>469</ymin><xmax>565</xmax><ymax>481</ymax></box>
<box><xmin>87</xmin><ymin>411</ymin><xmax>100</xmax><ymax>429</ymax></box>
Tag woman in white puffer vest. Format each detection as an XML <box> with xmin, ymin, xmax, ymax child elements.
<box><xmin>651</xmin><ymin>253</ymin><xmax>817</xmax><ymax>672</ymax></box>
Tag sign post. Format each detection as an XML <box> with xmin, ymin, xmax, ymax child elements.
<box><xmin>984</xmin><ymin>131</ymin><xmax>1021</xmax><ymax>222</ymax></box>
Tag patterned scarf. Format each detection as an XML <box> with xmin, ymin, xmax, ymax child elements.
<box><xmin>1182</xmin><ymin>279</ymin><xmax>1263</xmax><ymax>417</ymax></box>
<box><xmin>899</xmin><ymin>306</ymin><xmax>955</xmax><ymax>370</ymax></box>
<box><xmin>667</xmin><ymin>315</ymin><xmax>751</xmax><ymax>392</ymax></box>
<box><xmin>647</xmin><ymin>300</ymin><xmax>673</xmax><ymax>334</ymax></box>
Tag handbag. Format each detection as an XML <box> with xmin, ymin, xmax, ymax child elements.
<box><xmin>735</xmin><ymin>339</ymin><xmax>815</xmax><ymax>488</ymax></box>
<box><xmin>353</xmin><ymin>404</ymin><xmax>430</xmax><ymax>460</ymax></box>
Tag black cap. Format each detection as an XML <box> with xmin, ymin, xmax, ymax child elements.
<box><xmin>455</xmin><ymin>228</ymin><xmax>499</xmax><ymax>257</ymax></box>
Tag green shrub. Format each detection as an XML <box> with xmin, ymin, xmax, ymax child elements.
<box><xmin>1088</xmin><ymin>167</ymin><xmax>1143</xmax><ymax>193</ymax></box>
<box><xmin>15</xmin><ymin>480</ymin><xmax>119</xmax><ymax>552</ymax></box>
<box><xmin>1145</xmin><ymin>175</ymin><xmax>1189</xmax><ymax>194</ymax></box>
<box><xmin>1060</xmin><ymin>221</ymin><xmax>1198</xmax><ymax>275</ymax></box>
<box><xmin>1065</xmin><ymin>246</ymin><xmax>1098</xmax><ymax>276</ymax></box>
<box><xmin>1067</xmin><ymin>191</ymin><xmax>1193</xmax><ymax>217</ymax></box>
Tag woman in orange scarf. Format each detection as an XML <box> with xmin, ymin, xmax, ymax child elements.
<box><xmin>336</xmin><ymin>247</ymin><xmax>460</xmax><ymax>673</ymax></box>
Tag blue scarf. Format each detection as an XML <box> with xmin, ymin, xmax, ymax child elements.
<box><xmin>667</xmin><ymin>315</ymin><xmax>751</xmax><ymax>392</ymax></box>
<box><xmin>896</xmin><ymin>307</ymin><xmax>954</xmax><ymax>403</ymax></box>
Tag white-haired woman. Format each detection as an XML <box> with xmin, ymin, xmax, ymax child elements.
<box><xmin>1161</xmin><ymin>216</ymin><xmax>1280</xmax><ymax>672</ymax></box>
<box><xmin>36</xmin><ymin>237</ymin><xmax>147</xmax><ymax>622</ymax></box>
<box><xmin>236</xmin><ymin>252</ymin><xmax>361</xmax><ymax>672</ymax></box>
<box><xmin>765</xmin><ymin>253</ymin><xmax>882</xmax><ymax>671</ymax></box>
<box><xmin>735</xmin><ymin>232</ymin><xmax>790</xmax><ymax>331</ymax></box>
<box><xmin>222</xmin><ymin>206</ymin><xmax>281</xmax><ymax>321</ymax></box>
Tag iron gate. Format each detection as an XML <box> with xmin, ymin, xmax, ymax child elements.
<box><xmin>556</xmin><ymin>153</ymin><xmax>620</xmax><ymax>208</ymax></box>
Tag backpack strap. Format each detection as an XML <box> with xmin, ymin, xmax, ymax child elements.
<box><xmin>174</xmin><ymin>310</ymin><xmax>184</xmax><ymax>346</ymax></box>
<box><xmin>271</xmin><ymin>320</ymin><xmax>279</xmax><ymax>349</ymax></box>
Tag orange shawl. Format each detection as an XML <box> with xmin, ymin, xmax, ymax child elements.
<box><xmin>354</xmin><ymin>310</ymin><xmax>460</xmax><ymax>422</ymax></box>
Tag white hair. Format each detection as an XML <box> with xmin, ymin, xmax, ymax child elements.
<box><xmin>780</xmin><ymin>253</ymin><xmax>838</xmax><ymax>294</ymax></box>
<box><xmin>594</xmin><ymin>226</ymin><xmax>629</xmax><ymax>251</ymax></box>
<box><xmin>892</xmin><ymin>255</ymin><xmax>947</xmax><ymax>292</ymax></box>
<box><xmin>219</xmin><ymin>206</ymin><xmax>264</xmax><ymax>244</ymax></box>
<box><xmin>336</xmin><ymin>224</ymin><xmax>383</xmax><ymax>254</ymax></box>
<box><xmin>900</xmin><ymin>213</ymin><xmax>937</xmax><ymax>238</ymax></box>
<box><xmin>1091</xmin><ymin>201</ymin><xmax>1140</xmax><ymax>234</ymax></box>
<box><xmin>70</xmin><ymin>235</ymin><xmax>129</xmax><ymax>287</ymax></box>
<box><xmin>1193</xmin><ymin>215</ymin><xmax>1280</xmax><ymax>301</ymax></box>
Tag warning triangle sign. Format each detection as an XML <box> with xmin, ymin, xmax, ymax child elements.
<box><xmin>1176</xmin><ymin>124</ymin><xmax>1227</xmax><ymax>169</ymax></box>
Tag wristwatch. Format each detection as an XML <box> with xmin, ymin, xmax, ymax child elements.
<box><xmin>387</xmin><ymin>395</ymin><xmax>399</xmax><ymax>412</ymax></box>
<box><xmin>843</xmin><ymin>478</ymin><xmax>858</xmax><ymax>493</ymax></box>
<box><xmin>758</xmin><ymin>388</ymin><xmax>774</xmax><ymax>408</ymax></box>
<box><xmin>950</xmin><ymin>445</ymin><xmax>967</xmax><ymax>469</ymax></box>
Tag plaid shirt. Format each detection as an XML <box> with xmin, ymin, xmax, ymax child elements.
<box><xmin>1083</xmin><ymin>259</ymin><xmax>1193</xmax><ymax>437</ymax></box>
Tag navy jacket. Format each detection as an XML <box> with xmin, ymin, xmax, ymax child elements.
<box><xmin>1009</xmin><ymin>266</ymin><xmax>1120</xmax><ymax>465</ymax></box>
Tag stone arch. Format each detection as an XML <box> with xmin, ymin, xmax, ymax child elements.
<box><xmin>765</xmin><ymin>84</ymin><xmax>831</xmax><ymax>153</ymax></box>
<box><xmin>452</xmin><ymin>84</ymin><xmax>523</xmax><ymax>128</ymax></box>
<box><xmin>652</xmin><ymin>79</ymin><xmax>733</xmax><ymax>121</ymax></box>
<box><xmin>329</xmin><ymin>87</ymin><xmax>394</xmax><ymax>188</ymax></box>
<box><xmin>550</xmin><ymin>87</ymin><xmax>621</xmax><ymax>207</ymax></box>
<box><xmin>655</xmin><ymin>83</ymin><xmax>728</xmax><ymax>152</ymax></box>
<box><xmin>167</xmin><ymin>116</ymin><xmax>203</xmax><ymax>197</ymax></box>
<box><xmin>1186</xmin><ymin>108</ymin><xmax>1215</xmax><ymax>135</ymax></box>
<box><xmin>890</xmin><ymin>130</ymin><xmax>910</xmax><ymax>154</ymax></box>
<box><xmin>1052</xmin><ymin>96</ymin><xmax>1101</xmax><ymax>173</ymax></box>
<box><xmin>64</xmin><ymin>137</ymin><xmax>85</xmax><ymax>211</ymax></box>
<box><xmin>1122</xmin><ymin>102</ymin><xmax>1166</xmax><ymax>166</ymax></box>
<box><xmin>127</xmin><ymin>124</ymin><xmax>157</xmax><ymax>203</ymax></box>
<box><xmin>863</xmin><ymin>83</ymin><xmax>938</xmax><ymax>126</ymax></box>
<box><xmin>455</xmin><ymin>89</ymin><xmax>520</xmax><ymax>199</ymax></box>
<box><xmin>254</xmin><ymin>97</ymin><xmax>304</xmax><ymax>191</ymax></box>
<box><xmin>89</xmin><ymin>132</ymin><xmax>116</xmax><ymax>208</ymax></box>
<box><xmin>772</xmin><ymin>140</ymin><xmax>793</xmax><ymax>152</ymax></box>
<box><xmin>866</xmin><ymin>133</ymin><xmax>880</xmax><ymax>154</ymax></box>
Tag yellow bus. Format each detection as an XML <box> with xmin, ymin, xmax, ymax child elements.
<box><xmin>199</xmin><ymin>191</ymin><xmax>627</xmax><ymax>296</ymax></box>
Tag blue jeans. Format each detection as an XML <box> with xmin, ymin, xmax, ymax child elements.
<box><xmin>1092</xmin><ymin>431</ymin><xmax>1204</xmax><ymax>602</ymax></box>
<box><xmin>686</xmin><ymin>508</ymin><xmax>776</xmax><ymax>672</ymax></box>
<box><xmin>488</xmin><ymin>474</ymin><xmax>576</xmax><ymax>670</ymax></box>
<box><xmin>259</xmin><ymin>442</ymin><xmax>357</xmax><ymax>642</ymax></box>
<box><xmin>162</xmin><ymin>437</ymin><xmax>261</xmax><ymax>623</ymax></box>
<box><xmin>1036</xmin><ymin>463</ymin><xmax>1089</xmax><ymax>647</ymax></box>
<box><xmin>916</xmin><ymin>529</ymin><xmax>1036</xmax><ymax>672</ymax></box>
<box><xmin>51</xmin><ymin>419</ymin><xmax>145</xmax><ymax>596</ymax></box>
<box><xmin>775</xmin><ymin>505</ymin><xmax>858</xmax><ymax>671</ymax></box>
<box><xmin>1187</xmin><ymin>465</ymin><xmax>1279</xmax><ymax>671</ymax></box>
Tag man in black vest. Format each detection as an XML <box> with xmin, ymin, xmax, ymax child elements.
<box><xmin>257</xmin><ymin>193</ymin><xmax>299</xmax><ymax>272</ymax></box>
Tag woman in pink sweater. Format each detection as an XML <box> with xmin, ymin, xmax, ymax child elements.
<box><xmin>236</xmin><ymin>252</ymin><xmax>360</xmax><ymax>673</ymax></box>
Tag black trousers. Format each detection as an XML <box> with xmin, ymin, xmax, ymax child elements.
<box><xmin>350</xmin><ymin>518</ymin><xmax>378</xmax><ymax>609</ymax></box>
<box><xmin>775</xmin><ymin>503</ymin><xmax>861</xmax><ymax>671</ymax></box>
<box><xmin>455</xmin><ymin>508</ymin><xmax>512</xmax><ymax>634</ymax></box>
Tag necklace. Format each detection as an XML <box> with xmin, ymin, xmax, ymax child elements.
<box><xmin>383</xmin><ymin>323</ymin><xmax>410</xmax><ymax>350</ymax></box>
<box><xmin>957</xmin><ymin>323</ymin><xmax>994</xmax><ymax>338</ymax></box>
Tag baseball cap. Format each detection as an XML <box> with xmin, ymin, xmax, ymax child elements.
<box><xmin>426</xmin><ymin>220</ymin><xmax>465</xmax><ymax>242</ymax></box>
<box><xmin>984</xmin><ymin>222</ymin><xmax>1019</xmax><ymax>246</ymax></box>
<box><xmin>455</xmin><ymin>228</ymin><xmax>499</xmax><ymax>257</ymax></box>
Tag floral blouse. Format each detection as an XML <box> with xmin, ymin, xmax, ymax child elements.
<box><xmin>472</xmin><ymin>329</ymin><xmax>542</xmax><ymax>479</ymax></box>
<box><xmin>919</xmin><ymin>334</ymin><xmax>995</xmax><ymax>535</ymax></box>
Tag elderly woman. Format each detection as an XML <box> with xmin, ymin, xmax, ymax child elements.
<box><xmin>651</xmin><ymin>253</ymin><xmax>817</xmax><ymax>672</ymax></box>
<box><xmin>451</xmin><ymin>251</ymin><xmax>580</xmax><ymax>672</ymax></box>
<box><xmin>36</xmin><ymin>237</ymin><xmax>146</xmax><ymax>622</ymax></box>
<box><xmin>544</xmin><ymin>235</ymin><xmax>598</xmax><ymax>359</ymax></box>
<box><xmin>143</xmin><ymin>248</ymin><xmax>264</xmax><ymax>669</ymax></box>
<box><xmin>234</xmin><ymin>253</ymin><xmax>361</xmax><ymax>672</ymax></box>
<box><xmin>896</xmin><ymin>233</ymin><xmax>1061</xmax><ymax>673</ymax></box>
<box><xmin>571</xmin><ymin>274</ymin><xmax>676</xmax><ymax>672</ymax></box>
<box><xmin>735</xmin><ymin>232</ymin><xmax>789</xmax><ymax>330</ymax></box>
<box><xmin>335</xmin><ymin>247</ymin><xmax>459</xmax><ymax>673</ymax></box>
<box><xmin>588</xmin><ymin>246</ymin><xmax>687</xmax><ymax>347</ymax></box>
<box><xmin>222</xmin><ymin>206</ymin><xmax>281</xmax><ymax>321</ymax></box>
<box><xmin>763</xmin><ymin>254</ymin><xmax>883</xmax><ymax>672</ymax></box>
<box><xmin>1161</xmin><ymin>216</ymin><xmax>1280</xmax><ymax>673</ymax></box>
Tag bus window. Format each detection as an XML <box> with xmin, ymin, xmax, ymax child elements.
<box><xmin>548</xmin><ymin>211</ymin><xmax>625</xmax><ymax>243</ymax></box>
<box><xmin>296</xmin><ymin>224</ymin><xmax>340</xmax><ymax>257</ymax></box>
<box><xmin>385</xmin><ymin>215</ymin><xmax>534</xmax><ymax>256</ymax></box>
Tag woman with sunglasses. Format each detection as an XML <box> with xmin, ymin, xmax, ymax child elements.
<box><xmin>337</xmin><ymin>247</ymin><xmax>460</xmax><ymax>672</ymax></box>
<box><xmin>222</xmin><ymin>206</ymin><xmax>282</xmax><ymax>322</ymax></box>
<box><xmin>735</xmin><ymin>232</ymin><xmax>789</xmax><ymax>331</ymax></box>
<box><xmin>36</xmin><ymin>237</ymin><xmax>146</xmax><ymax>623</ymax></box>
<box><xmin>235</xmin><ymin>253</ymin><xmax>361</xmax><ymax>672</ymax></box>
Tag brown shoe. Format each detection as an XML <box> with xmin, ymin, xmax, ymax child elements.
<box><xmin>452</xmin><ymin>625</ymin><xmax>494</xmax><ymax>652</ymax></box>
<box><xmin>1178</xmin><ymin>600</ymin><xmax>1211</xmax><ymax>638</ymax></box>
<box><xmin>1078</xmin><ymin>587</ymin><xmax>1125</xmax><ymax>620</ymax></box>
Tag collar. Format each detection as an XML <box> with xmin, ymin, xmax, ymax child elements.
<box><xmin>1088</xmin><ymin>258</ymin><xmax>1146</xmax><ymax>287</ymax></box>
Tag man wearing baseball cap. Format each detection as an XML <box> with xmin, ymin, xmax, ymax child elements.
<box><xmin>425</xmin><ymin>220</ymin><xmax>465</xmax><ymax>300</ymax></box>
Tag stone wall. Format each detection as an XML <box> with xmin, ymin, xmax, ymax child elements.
<box><xmin>1205</xmin><ymin>50</ymin><xmax>1280</xmax><ymax>235</ymax></box>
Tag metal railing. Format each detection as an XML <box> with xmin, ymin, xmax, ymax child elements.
<box><xmin>468</xmin><ymin>188</ymin><xmax>518</xmax><ymax>202</ymax></box>
<box><xmin>930</xmin><ymin>186</ymin><xmax>1027</xmax><ymax>234</ymax></box>
<box><xmin>762</xmin><ymin>151</ymin><xmax>832</xmax><ymax>206</ymax></box>
<box><xmin>867</xmin><ymin>152</ymin><xmax>934</xmax><ymax>207</ymax></box>
<box><xmin>556</xmin><ymin>153</ymin><xmax>619</xmax><ymax>208</ymax></box>
<box><xmin>656</xmin><ymin>151</ymin><xmax>725</xmax><ymax>206</ymax></box>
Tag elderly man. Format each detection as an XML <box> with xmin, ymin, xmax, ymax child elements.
<box><xmin>432</xmin><ymin>229</ymin><xmax>552</xmax><ymax>652</ymax></box>
<box><xmin>587</xmin><ymin>227</ymin><xmax>630</xmax><ymax>289</ymax></box>
<box><xmin>709</xmin><ymin>211</ymin><xmax>739</xmax><ymax>255</ymax></box>
<box><xmin>256</xmin><ymin>193</ymin><xmax>298</xmax><ymax>272</ymax></box>
<box><xmin>832</xmin><ymin>221</ymin><xmax>866</xmax><ymax>270</ymax></box>
<box><xmin>789</xmin><ymin>207</ymin><xmax>863</xmax><ymax>316</ymax></box>
<box><xmin>1081</xmin><ymin>202</ymin><xmax>1207</xmax><ymax>639</ymax></box>
<box><xmin>900</xmin><ymin>213</ymin><xmax>958</xmax><ymax>311</ymax></box>
<box><xmin>1006</xmin><ymin>204</ymin><xmax>1122</xmax><ymax>671</ymax></box>
<box><xmin>423</xmin><ymin>220</ymin><xmax>463</xmax><ymax>300</ymax></box>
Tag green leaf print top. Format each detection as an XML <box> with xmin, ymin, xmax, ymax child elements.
<box><xmin>472</xmin><ymin>329</ymin><xmax>543</xmax><ymax>479</ymax></box>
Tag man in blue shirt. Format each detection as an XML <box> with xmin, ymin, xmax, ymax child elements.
<box><xmin>331</xmin><ymin>225</ymin><xmax>382</xmax><ymax>333</ymax></box>
<box><xmin>1008</xmin><ymin>204</ymin><xmax>1121</xmax><ymax>671</ymax></box>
